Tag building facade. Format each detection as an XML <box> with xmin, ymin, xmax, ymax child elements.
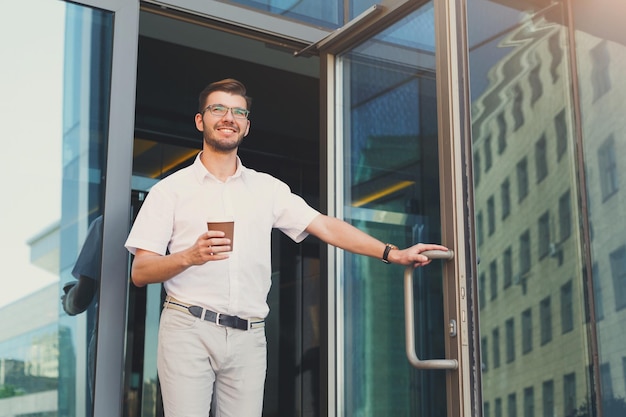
<box><xmin>1</xmin><ymin>0</ymin><xmax>625</xmax><ymax>416</ymax></box>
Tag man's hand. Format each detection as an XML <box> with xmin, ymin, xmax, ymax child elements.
<box><xmin>183</xmin><ymin>231</ymin><xmax>231</xmax><ymax>265</ymax></box>
<box><xmin>386</xmin><ymin>243</ymin><xmax>450</xmax><ymax>268</ymax></box>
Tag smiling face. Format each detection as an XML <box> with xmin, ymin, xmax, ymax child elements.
<box><xmin>195</xmin><ymin>90</ymin><xmax>251</xmax><ymax>153</ymax></box>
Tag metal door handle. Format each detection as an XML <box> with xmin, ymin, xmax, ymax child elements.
<box><xmin>404</xmin><ymin>250</ymin><xmax>458</xmax><ymax>369</ymax></box>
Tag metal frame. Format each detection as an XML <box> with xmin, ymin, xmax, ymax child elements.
<box><xmin>68</xmin><ymin>1</ymin><xmax>139</xmax><ymax>417</ymax></box>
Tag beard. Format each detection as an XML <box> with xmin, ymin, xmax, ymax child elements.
<box><xmin>203</xmin><ymin>129</ymin><xmax>245</xmax><ymax>153</ymax></box>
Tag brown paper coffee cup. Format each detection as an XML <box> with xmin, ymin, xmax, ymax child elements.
<box><xmin>207</xmin><ymin>219</ymin><xmax>234</xmax><ymax>250</ymax></box>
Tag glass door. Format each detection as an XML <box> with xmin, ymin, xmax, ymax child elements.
<box><xmin>322</xmin><ymin>1</ymin><xmax>476</xmax><ymax>416</ymax></box>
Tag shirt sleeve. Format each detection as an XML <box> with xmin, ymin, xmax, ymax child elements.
<box><xmin>272</xmin><ymin>180</ymin><xmax>321</xmax><ymax>243</ymax></box>
<box><xmin>71</xmin><ymin>216</ymin><xmax>103</xmax><ymax>281</ymax></box>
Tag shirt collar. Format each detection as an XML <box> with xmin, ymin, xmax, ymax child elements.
<box><xmin>192</xmin><ymin>151</ymin><xmax>245</xmax><ymax>183</ymax></box>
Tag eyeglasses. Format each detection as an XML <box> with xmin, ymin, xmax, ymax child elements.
<box><xmin>202</xmin><ymin>104</ymin><xmax>250</xmax><ymax>120</ymax></box>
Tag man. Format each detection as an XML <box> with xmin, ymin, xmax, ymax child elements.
<box><xmin>125</xmin><ymin>78</ymin><xmax>448</xmax><ymax>417</ymax></box>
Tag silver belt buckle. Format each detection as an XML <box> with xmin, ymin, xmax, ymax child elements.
<box><xmin>215</xmin><ymin>312</ymin><xmax>223</xmax><ymax>326</ymax></box>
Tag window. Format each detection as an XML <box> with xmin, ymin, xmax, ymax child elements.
<box><xmin>475</xmin><ymin>152</ymin><xmax>482</xmax><ymax>185</ymax></box>
<box><xmin>477</xmin><ymin>211</ymin><xmax>484</xmax><ymax>247</ymax></box>
<box><xmin>480</xmin><ymin>272</ymin><xmax>486</xmax><ymax>309</ymax></box>
<box><xmin>591</xmin><ymin>41</ymin><xmax>611</xmax><ymax>102</ymax></box>
<box><xmin>600</xmin><ymin>363</ymin><xmax>613</xmax><ymax>399</ymax></box>
<box><xmin>513</xmin><ymin>84</ymin><xmax>524</xmax><ymax>131</ymax></box>
<box><xmin>520</xmin><ymin>230</ymin><xmax>531</xmax><ymax>276</ymax></box>
<box><xmin>517</xmin><ymin>157</ymin><xmax>529</xmax><ymax>202</ymax></box>
<box><xmin>490</xmin><ymin>260</ymin><xmax>498</xmax><ymax>300</ymax></box>
<box><xmin>497</xmin><ymin>112</ymin><xmax>507</xmax><ymax>153</ymax></box>
<box><xmin>561</xmin><ymin>280</ymin><xmax>574</xmax><ymax>333</ymax></box>
<box><xmin>482</xmin><ymin>336</ymin><xmax>489</xmax><ymax>372</ymax></box>
<box><xmin>535</xmin><ymin>135</ymin><xmax>548</xmax><ymax>183</ymax></box>
<box><xmin>506</xmin><ymin>318</ymin><xmax>515</xmax><ymax>363</ymax></box>
<box><xmin>508</xmin><ymin>392</ymin><xmax>517</xmax><ymax>417</ymax></box>
<box><xmin>504</xmin><ymin>247</ymin><xmax>513</xmax><ymax>289</ymax></box>
<box><xmin>542</xmin><ymin>380</ymin><xmax>554</xmax><ymax>417</ymax></box>
<box><xmin>493</xmin><ymin>327</ymin><xmax>501</xmax><ymax>368</ymax></box>
<box><xmin>598</xmin><ymin>135</ymin><xmax>618</xmax><ymax>201</ymax></box>
<box><xmin>496</xmin><ymin>398</ymin><xmax>503</xmax><ymax>417</ymax></box>
<box><xmin>591</xmin><ymin>263</ymin><xmax>605</xmax><ymax>320</ymax></box>
<box><xmin>540</xmin><ymin>297</ymin><xmax>552</xmax><ymax>345</ymax></box>
<box><xmin>538</xmin><ymin>211</ymin><xmax>550</xmax><ymax>259</ymax></box>
<box><xmin>501</xmin><ymin>178</ymin><xmax>511</xmax><ymax>220</ymax></box>
<box><xmin>609</xmin><ymin>246</ymin><xmax>626</xmax><ymax>311</ymax></box>
<box><xmin>485</xmin><ymin>135</ymin><xmax>493</xmax><ymax>171</ymax></box>
<box><xmin>485</xmin><ymin>402</ymin><xmax>491</xmax><ymax>417</ymax></box>
<box><xmin>548</xmin><ymin>33</ymin><xmax>562</xmax><ymax>83</ymax></box>
<box><xmin>563</xmin><ymin>373</ymin><xmax>576</xmax><ymax>416</ymax></box>
<box><xmin>488</xmin><ymin>196</ymin><xmax>496</xmax><ymax>236</ymax></box>
<box><xmin>522</xmin><ymin>309</ymin><xmax>532</xmax><ymax>354</ymax></box>
<box><xmin>523</xmin><ymin>387</ymin><xmax>534</xmax><ymax>417</ymax></box>
<box><xmin>554</xmin><ymin>109</ymin><xmax>567</xmax><ymax>161</ymax></box>
<box><xmin>558</xmin><ymin>190</ymin><xmax>571</xmax><ymax>242</ymax></box>
<box><xmin>530</xmin><ymin>62</ymin><xmax>543</xmax><ymax>106</ymax></box>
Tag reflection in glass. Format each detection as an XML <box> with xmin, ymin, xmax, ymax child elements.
<box><xmin>338</xmin><ymin>3</ymin><xmax>446</xmax><ymax>416</ymax></box>
<box><xmin>228</xmin><ymin>0</ymin><xmax>342</xmax><ymax>28</ymax></box>
<box><xmin>574</xmin><ymin>1</ymin><xmax>626</xmax><ymax>415</ymax></box>
<box><xmin>469</xmin><ymin>0</ymin><xmax>626</xmax><ymax>415</ymax></box>
<box><xmin>0</xmin><ymin>2</ymin><xmax>112</xmax><ymax>417</ymax></box>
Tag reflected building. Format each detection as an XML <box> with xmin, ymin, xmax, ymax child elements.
<box><xmin>472</xmin><ymin>9</ymin><xmax>626</xmax><ymax>417</ymax></box>
<box><xmin>0</xmin><ymin>284</ymin><xmax>61</xmax><ymax>417</ymax></box>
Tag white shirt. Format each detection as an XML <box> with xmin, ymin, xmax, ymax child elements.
<box><xmin>125</xmin><ymin>153</ymin><xmax>320</xmax><ymax>319</ymax></box>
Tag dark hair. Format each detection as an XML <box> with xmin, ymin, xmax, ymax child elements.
<box><xmin>198</xmin><ymin>78</ymin><xmax>252</xmax><ymax>112</ymax></box>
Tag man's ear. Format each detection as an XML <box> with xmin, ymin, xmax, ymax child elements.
<box><xmin>194</xmin><ymin>113</ymin><xmax>204</xmax><ymax>132</ymax></box>
<box><xmin>243</xmin><ymin>120</ymin><xmax>251</xmax><ymax>137</ymax></box>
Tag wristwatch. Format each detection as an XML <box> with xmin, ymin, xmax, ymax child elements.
<box><xmin>382</xmin><ymin>243</ymin><xmax>398</xmax><ymax>264</ymax></box>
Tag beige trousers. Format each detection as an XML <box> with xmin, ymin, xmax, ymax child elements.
<box><xmin>157</xmin><ymin>308</ymin><xmax>267</xmax><ymax>417</ymax></box>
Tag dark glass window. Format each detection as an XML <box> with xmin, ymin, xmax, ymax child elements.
<box><xmin>522</xmin><ymin>308</ymin><xmax>532</xmax><ymax>354</ymax></box>
<box><xmin>542</xmin><ymin>380</ymin><xmax>554</xmax><ymax>417</ymax></box>
<box><xmin>517</xmin><ymin>157</ymin><xmax>529</xmax><ymax>202</ymax></box>
<box><xmin>497</xmin><ymin>112</ymin><xmax>507</xmax><ymax>154</ymax></box>
<box><xmin>609</xmin><ymin>246</ymin><xmax>626</xmax><ymax>311</ymax></box>
<box><xmin>501</xmin><ymin>178</ymin><xmax>511</xmax><ymax>220</ymax></box>
<box><xmin>508</xmin><ymin>392</ymin><xmax>517</xmax><ymax>417</ymax></box>
<box><xmin>530</xmin><ymin>63</ymin><xmax>543</xmax><ymax>106</ymax></box>
<box><xmin>523</xmin><ymin>386</ymin><xmax>534</xmax><ymax>417</ymax></box>
<box><xmin>503</xmin><ymin>247</ymin><xmax>513</xmax><ymax>289</ymax></box>
<box><xmin>513</xmin><ymin>84</ymin><xmax>524</xmax><ymax>131</ymax></box>
<box><xmin>563</xmin><ymin>373</ymin><xmax>576</xmax><ymax>416</ymax></box>
<box><xmin>520</xmin><ymin>230</ymin><xmax>531</xmax><ymax>276</ymax></box>
<box><xmin>554</xmin><ymin>109</ymin><xmax>567</xmax><ymax>161</ymax></box>
<box><xmin>485</xmin><ymin>135</ymin><xmax>493</xmax><ymax>171</ymax></box>
<box><xmin>488</xmin><ymin>195</ymin><xmax>496</xmax><ymax>236</ymax></box>
<box><xmin>540</xmin><ymin>297</ymin><xmax>552</xmax><ymax>345</ymax></box>
<box><xmin>506</xmin><ymin>318</ymin><xmax>515</xmax><ymax>363</ymax></box>
<box><xmin>493</xmin><ymin>327</ymin><xmax>501</xmax><ymax>368</ymax></box>
<box><xmin>558</xmin><ymin>190</ymin><xmax>571</xmax><ymax>242</ymax></box>
<box><xmin>490</xmin><ymin>260</ymin><xmax>498</xmax><ymax>300</ymax></box>
<box><xmin>598</xmin><ymin>135</ymin><xmax>618</xmax><ymax>201</ymax></box>
<box><xmin>591</xmin><ymin>40</ymin><xmax>611</xmax><ymax>102</ymax></box>
<box><xmin>561</xmin><ymin>280</ymin><xmax>574</xmax><ymax>333</ymax></box>
<box><xmin>535</xmin><ymin>134</ymin><xmax>548</xmax><ymax>183</ymax></box>
<box><xmin>538</xmin><ymin>211</ymin><xmax>550</xmax><ymax>259</ymax></box>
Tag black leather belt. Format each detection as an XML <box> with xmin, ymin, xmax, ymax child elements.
<box><xmin>163</xmin><ymin>296</ymin><xmax>264</xmax><ymax>330</ymax></box>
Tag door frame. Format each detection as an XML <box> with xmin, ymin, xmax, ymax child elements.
<box><xmin>69</xmin><ymin>1</ymin><xmax>139</xmax><ymax>417</ymax></box>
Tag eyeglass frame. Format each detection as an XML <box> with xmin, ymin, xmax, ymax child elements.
<box><xmin>201</xmin><ymin>104</ymin><xmax>250</xmax><ymax>120</ymax></box>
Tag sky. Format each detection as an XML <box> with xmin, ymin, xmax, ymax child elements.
<box><xmin>0</xmin><ymin>0</ymin><xmax>65</xmax><ymax>307</ymax></box>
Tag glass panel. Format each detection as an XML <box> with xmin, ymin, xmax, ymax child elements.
<box><xmin>229</xmin><ymin>0</ymin><xmax>342</xmax><ymax>28</ymax></box>
<box><xmin>338</xmin><ymin>3</ymin><xmax>444</xmax><ymax>416</ymax></box>
<box><xmin>0</xmin><ymin>1</ymin><xmax>112</xmax><ymax>417</ymax></box>
<box><xmin>467</xmin><ymin>0</ymin><xmax>596</xmax><ymax>415</ymax></box>
<box><xmin>573</xmin><ymin>0</ymin><xmax>626</xmax><ymax>415</ymax></box>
